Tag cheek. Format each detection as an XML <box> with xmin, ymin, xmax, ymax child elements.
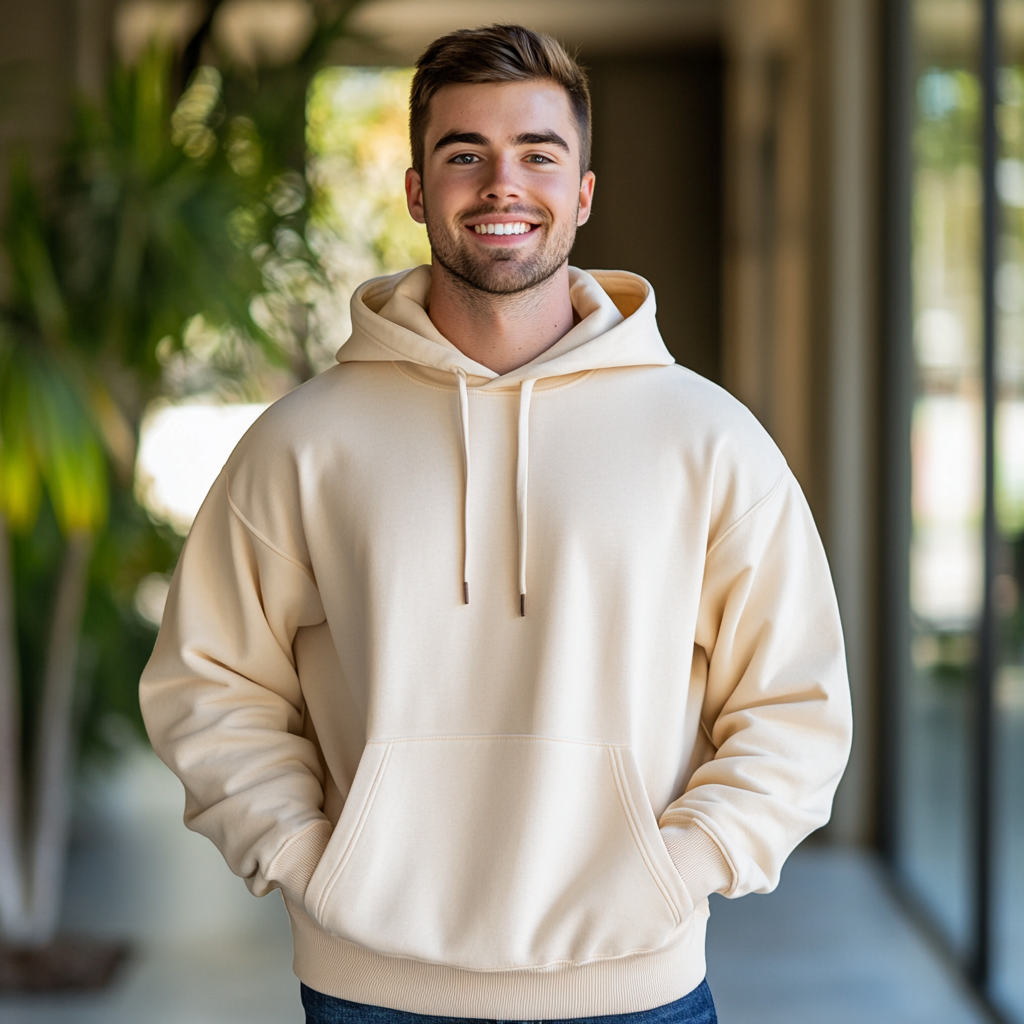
<box><xmin>426</xmin><ymin>172</ymin><xmax>480</xmax><ymax>215</ymax></box>
<box><xmin>539</xmin><ymin>180</ymin><xmax>583</xmax><ymax>222</ymax></box>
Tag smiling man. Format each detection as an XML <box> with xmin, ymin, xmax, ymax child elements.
<box><xmin>406</xmin><ymin>57</ymin><xmax>595</xmax><ymax>376</ymax></box>
<box><xmin>140</xmin><ymin>24</ymin><xmax>852</xmax><ymax>1024</ymax></box>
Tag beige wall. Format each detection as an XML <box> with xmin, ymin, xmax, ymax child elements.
<box><xmin>0</xmin><ymin>0</ymin><xmax>115</xmax><ymax>295</ymax></box>
<box><xmin>0</xmin><ymin>0</ymin><xmax>114</xmax><ymax>171</ymax></box>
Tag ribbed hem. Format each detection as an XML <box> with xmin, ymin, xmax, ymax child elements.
<box><xmin>284</xmin><ymin>902</ymin><xmax>710</xmax><ymax>1019</ymax></box>
<box><xmin>660</xmin><ymin>823</ymin><xmax>733</xmax><ymax>907</ymax></box>
<box><xmin>265</xmin><ymin>820</ymin><xmax>333</xmax><ymax>906</ymax></box>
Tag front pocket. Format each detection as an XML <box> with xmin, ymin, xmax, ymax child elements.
<box><xmin>303</xmin><ymin>735</ymin><xmax>688</xmax><ymax>970</ymax></box>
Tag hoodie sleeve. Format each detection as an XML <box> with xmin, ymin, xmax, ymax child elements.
<box><xmin>139</xmin><ymin>471</ymin><xmax>333</xmax><ymax>906</ymax></box>
<box><xmin>659</xmin><ymin>468</ymin><xmax>853</xmax><ymax>903</ymax></box>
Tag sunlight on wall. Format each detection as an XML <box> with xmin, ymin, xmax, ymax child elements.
<box><xmin>135</xmin><ymin>402</ymin><xmax>268</xmax><ymax>535</ymax></box>
<box><xmin>132</xmin><ymin>401</ymin><xmax>268</xmax><ymax>625</ymax></box>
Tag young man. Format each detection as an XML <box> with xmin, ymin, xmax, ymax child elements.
<box><xmin>141</xmin><ymin>24</ymin><xmax>852</xmax><ymax>1024</ymax></box>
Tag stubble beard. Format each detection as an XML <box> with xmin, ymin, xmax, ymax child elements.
<box><xmin>425</xmin><ymin>202</ymin><xmax>579</xmax><ymax>297</ymax></box>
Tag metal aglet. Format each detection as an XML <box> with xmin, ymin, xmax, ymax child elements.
<box><xmin>520</xmin><ymin>594</ymin><xmax>526</xmax><ymax>617</ymax></box>
<box><xmin>463</xmin><ymin>581</ymin><xmax>470</xmax><ymax>605</ymax></box>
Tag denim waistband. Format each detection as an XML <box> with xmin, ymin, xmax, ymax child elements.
<box><xmin>300</xmin><ymin>978</ymin><xmax>717</xmax><ymax>1024</ymax></box>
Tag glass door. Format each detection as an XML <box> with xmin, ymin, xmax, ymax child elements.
<box><xmin>901</xmin><ymin>0</ymin><xmax>983</xmax><ymax>956</ymax></box>
<box><xmin>895</xmin><ymin>2</ymin><xmax>1024</xmax><ymax>1018</ymax></box>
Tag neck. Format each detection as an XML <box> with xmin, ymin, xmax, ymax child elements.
<box><xmin>427</xmin><ymin>261</ymin><xmax>575</xmax><ymax>375</ymax></box>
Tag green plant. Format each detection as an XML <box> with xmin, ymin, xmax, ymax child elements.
<box><xmin>0</xmin><ymin>2</ymin><xmax>359</xmax><ymax>951</ymax></box>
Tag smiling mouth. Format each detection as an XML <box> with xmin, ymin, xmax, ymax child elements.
<box><xmin>468</xmin><ymin>221</ymin><xmax>539</xmax><ymax>236</ymax></box>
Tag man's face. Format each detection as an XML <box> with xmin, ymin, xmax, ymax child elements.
<box><xmin>405</xmin><ymin>80</ymin><xmax>595</xmax><ymax>295</ymax></box>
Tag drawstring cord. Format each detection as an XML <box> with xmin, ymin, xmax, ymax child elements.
<box><xmin>454</xmin><ymin>367</ymin><xmax>471</xmax><ymax>604</ymax></box>
<box><xmin>516</xmin><ymin>380</ymin><xmax>536</xmax><ymax>616</ymax></box>
<box><xmin>451</xmin><ymin>369</ymin><xmax>537</xmax><ymax>616</ymax></box>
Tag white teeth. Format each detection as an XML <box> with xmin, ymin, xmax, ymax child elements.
<box><xmin>473</xmin><ymin>222</ymin><xmax>531</xmax><ymax>235</ymax></box>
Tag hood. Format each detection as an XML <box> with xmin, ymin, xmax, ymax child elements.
<box><xmin>336</xmin><ymin>265</ymin><xmax>674</xmax><ymax>384</ymax></box>
<box><xmin>335</xmin><ymin>265</ymin><xmax>675</xmax><ymax>616</ymax></box>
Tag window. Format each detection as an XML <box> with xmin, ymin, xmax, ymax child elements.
<box><xmin>892</xmin><ymin>1</ymin><xmax>1024</xmax><ymax>1018</ymax></box>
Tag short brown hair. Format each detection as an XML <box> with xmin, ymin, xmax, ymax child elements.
<box><xmin>409</xmin><ymin>24</ymin><xmax>592</xmax><ymax>176</ymax></box>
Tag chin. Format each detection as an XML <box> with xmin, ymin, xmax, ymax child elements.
<box><xmin>471</xmin><ymin>262</ymin><xmax>547</xmax><ymax>294</ymax></box>
<box><xmin>433</xmin><ymin>237</ymin><xmax>572</xmax><ymax>296</ymax></box>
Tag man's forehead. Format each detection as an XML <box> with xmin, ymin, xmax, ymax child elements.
<box><xmin>424</xmin><ymin>80</ymin><xmax>576</xmax><ymax>143</ymax></box>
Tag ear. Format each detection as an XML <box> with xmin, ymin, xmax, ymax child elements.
<box><xmin>577</xmin><ymin>170</ymin><xmax>596</xmax><ymax>226</ymax></box>
<box><xmin>406</xmin><ymin>168</ymin><xmax>426</xmax><ymax>224</ymax></box>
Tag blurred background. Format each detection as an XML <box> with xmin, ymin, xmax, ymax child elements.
<box><xmin>0</xmin><ymin>0</ymin><xmax>1020</xmax><ymax>1021</ymax></box>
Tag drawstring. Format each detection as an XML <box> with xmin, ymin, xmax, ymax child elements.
<box><xmin>516</xmin><ymin>380</ymin><xmax>536</xmax><ymax>616</ymax></box>
<box><xmin>454</xmin><ymin>367</ymin><xmax>471</xmax><ymax>604</ymax></box>
<box><xmin>451</xmin><ymin>369</ymin><xmax>536</xmax><ymax>616</ymax></box>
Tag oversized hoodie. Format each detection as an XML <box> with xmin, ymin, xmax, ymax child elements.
<box><xmin>140</xmin><ymin>266</ymin><xmax>852</xmax><ymax>1018</ymax></box>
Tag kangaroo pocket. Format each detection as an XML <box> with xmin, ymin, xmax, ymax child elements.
<box><xmin>303</xmin><ymin>735</ymin><xmax>689</xmax><ymax>971</ymax></box>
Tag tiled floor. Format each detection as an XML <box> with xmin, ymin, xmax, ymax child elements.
<box><xmin>705</xmin><ymin>850</ymin><xmax>990</xmax><ymax>1024</ymax></box>
<box><xmin>0</xmin><ymin>751</ymin><xmax>993</xmax><ymax>1024</ymax></box>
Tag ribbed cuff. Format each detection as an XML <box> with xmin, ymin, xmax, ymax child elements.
<box><xmin>660</xmin><ymin>823</ymin><xmax>733</xmax><ymax>908</ymax></box>
<box><xmin>266</xmin><ymin>819</ymin><xmax>333</xmax><ymax>906</ymax></box>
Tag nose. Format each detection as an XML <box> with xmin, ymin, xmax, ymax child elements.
<box><xmin>479</xmin><ymin>152</ymin><xmax>521</xmax><ymax>203</ymax></box>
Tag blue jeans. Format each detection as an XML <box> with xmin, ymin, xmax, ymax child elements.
<box><xmin>300</xmin><ymin>981</ymin><xmax>717</xmax><ymax>1024</ymax></box>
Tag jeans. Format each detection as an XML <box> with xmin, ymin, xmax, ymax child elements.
<box><xmin>300</xmin><ymin>980</ymin><xmax>717</xmax><ymax>1024</ymax></box>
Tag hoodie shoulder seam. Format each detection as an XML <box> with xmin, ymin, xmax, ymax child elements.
<box><xmin>351</xmin><ymin>326</ymin><xmax>426</xmax><ymax>364</ymax></box>
<box><xmin>705</xmin><ymin>470</ymin><xmax>788</xmax><ymax>559</ymax></box>
<box><xmin>224</xmin><ymin>476</ymin><xmax>317</xmax><ymax>585</ymax></box>
<box><xmin>390</xmin><ymin>363</ymin><xmax>461</xmax><ymax>393</ymax></box>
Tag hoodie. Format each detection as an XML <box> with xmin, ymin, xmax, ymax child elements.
<box><xmin>140</xmin><ymin>266</ymin><xmax>852</xmax><ymax>1018</ymax></box>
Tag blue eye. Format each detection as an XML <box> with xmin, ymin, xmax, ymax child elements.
<box><xmin>526</xmin><ymin>154</ymin><xmax>554</xmax><ymax>163</ymax></box>
<box><xmin>451</xmin><ymin>153</ymin><xmax>479</xmax><ymax>164</ymax></box>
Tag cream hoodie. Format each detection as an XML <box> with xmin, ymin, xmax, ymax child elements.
<box><xmin>140</xmin><ymin>266</ymin><xmax>852</xmax><ymax>1018</ymax></box>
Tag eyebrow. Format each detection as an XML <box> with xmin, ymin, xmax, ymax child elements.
<box><xmin>513</xmin><ymin>131</ymin><xmax>570</xmax><ymax>152</ymax></box>
<box><xmin>433</xmin><ymin>131</ymin><xmax>488</xmax><ymax>152</ymax></box>
<box><xmin>432</xmin><ymin>130</ymin><xmax>571</xmax><ymax>154</ymax></box>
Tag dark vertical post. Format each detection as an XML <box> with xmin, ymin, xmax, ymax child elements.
<box><xmin>878</xmin><ymin>0</ymin><xmax>914</xmax><ymax>863</ymax></box>
<box><xmin>974</xmin><ymin>0</ymin><xmax>999</xmax><ymax>991</ymax></box>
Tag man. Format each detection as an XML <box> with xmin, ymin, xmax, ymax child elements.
<box><xmin>141</xmin><ymin>24</ymin><xmax>852</xmax><ymax>1024</ymax></box>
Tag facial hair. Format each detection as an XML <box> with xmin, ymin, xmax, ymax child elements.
<box><xmin>424</xmin><ymin>201</ymin><xmax>579</xmax><ymax>296</ymax></box>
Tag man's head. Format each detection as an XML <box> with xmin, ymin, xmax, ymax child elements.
<box><xmin>405</xmin><ymin>24</ymin><xmax>596</xmax><ymax>296</ymax></box>
<box><xmin>409</xmin><ymin>24</ymin><xmax>592</xmax><ymax>177</ymax></box>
